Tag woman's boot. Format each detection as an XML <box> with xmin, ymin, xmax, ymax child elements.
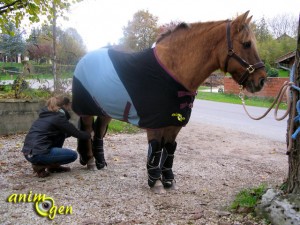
<box><xmin>46</xmin><ymin>164</ymin><xmax>71</xmax><ymax>173</ymax></box>
<box><xmin>32</xmin><ymin>164</ymin><xmax>50</xmax><ymax>178</ymax></box>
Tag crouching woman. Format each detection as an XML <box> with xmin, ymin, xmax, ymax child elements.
<box><xmin>22</xmin><ymin>96</ymin><xmax>91</xmax><ymax>178</ymax></box>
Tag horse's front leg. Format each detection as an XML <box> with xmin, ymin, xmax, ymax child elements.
<box><xmin>161</xmin><ymin>126</ymin><xmax>182</xmax><ymax>190</ymax></box>
<box><xmin>146</xmin><ymin>129</ymin><xmax>166</xmax><ymax>194</ymax></box>
<box><xmin>93</xmin><ymin>116</ymin><xmax>111</xmax><ymax>170</ymax></box>
<box><xmin>146</xmin><ymin>127</ymin><xmax>182</xmax><ymax>193</ymax></box>
<box><xmin>78</xmin><ymin>116</ymin><xmax>94</xmax><ymax>170</ymax></box>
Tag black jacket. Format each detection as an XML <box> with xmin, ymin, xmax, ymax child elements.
<box><xmin>22</xmin><ymin>107</ymin><xmax>90</xmax><ymax>156</ymax></box>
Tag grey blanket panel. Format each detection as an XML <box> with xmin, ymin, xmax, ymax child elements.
<box><xmin>74</xmin><ymin>48</ymin><xmax>139</xmax><ymax>125</ymax></box>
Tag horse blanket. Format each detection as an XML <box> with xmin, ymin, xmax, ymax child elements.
<box><xmin>72</xmin><ymin>47</ymin><xmax>196</xmax><ymax>129</ymax></box>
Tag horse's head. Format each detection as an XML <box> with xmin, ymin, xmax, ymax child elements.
<box><xmin>223</xmin><ymin>11</ymin><xmax>267</xmax><ymax>93</ymax></box>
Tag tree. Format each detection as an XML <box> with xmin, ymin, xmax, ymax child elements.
<box><xmin>253</xmin><ymin>17</ymin><xmax>272</xmax><ymax>43</ymax></box>
<box><xmin>27</xmin><ymin>26</ymin><xmax>52</xmax><ymax>63</ymax></box>
<box><xmin>0</xmin><ymin>22</ymin><xmax>26</xmax><ymax>62</ymax></box>
<box><xmin>0</xmin><ymin>0</ymin><xmax>82</xmax><ymax>93</ymax></box>
<box><xmin>121</xmin><ymin>10</ymin><xmax>159</xmax><ymax>51</ymax></box>
<box><xmin>257</xmin><ymin>36</ymin><xmax>296</xmax><ymax>67</ymax></box>
<box><xmin>0</xmin><ymin>0</ymin><xmax>82</xmax><ymax>35</ymax></box>
<box><xmin>57</xmin><ymin>27</ymin><xmax>86</xmax><ymax>65</ymax></box>
<box><xmin>27</xmin><ymin>25</ymin><xmax>86</xmax><ymax>65</ymax></box>
<box><xmin>253</xmin><ymin>15</ymin><xmax>297</xmax><ymax>67</ymax></box>
<box><xmin>287</xmin><ymin>15</ymin><xmax>300</xmax><ymax>194</ymax></box>
<box><xmin>268</xmin><ymin>14</ymin><xmax>298</xmax><ymax>38</ymax></box>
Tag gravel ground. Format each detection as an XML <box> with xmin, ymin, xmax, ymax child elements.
<box><xmin>0</xmin><ymin>122</ymin><xmax>287</xmax><ymax>225</ymax></box>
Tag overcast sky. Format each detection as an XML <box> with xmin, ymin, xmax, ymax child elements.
<box><xmin>60</xmin><ymin>0</ymin><xmax>300</xmax><ymax>51</ymax></box>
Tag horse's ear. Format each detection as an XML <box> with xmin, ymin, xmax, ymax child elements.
<box><xmin>246</xmin><ymin>15</ymin><xmax>253</xmax><ymax>25</ymax></box>
<box><xmin>233</xmin><ymin>10</ymin><xmax>250</xmax><ymax>31</ymax></box>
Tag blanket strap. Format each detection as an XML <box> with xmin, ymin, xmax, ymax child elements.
<box><xmin>177</xmin><ymin>91</ymin><xmax>197</xmax><ymax>97</ymax></box>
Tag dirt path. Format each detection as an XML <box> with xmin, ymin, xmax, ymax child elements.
<box><xmin>0</xmin><ymin>122</ymin><xmax>287</xmax><ymax>224</ymax></box>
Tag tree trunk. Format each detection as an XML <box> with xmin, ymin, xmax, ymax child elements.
<box><xmin>52</xmin><ymin>1</ymin><xmax>58</xmax><ymax>92</ymax></box>
<box><xmin>287</xmin><ymin>14</ymin><xmax>300</xmax><ymax>194</ymax></box>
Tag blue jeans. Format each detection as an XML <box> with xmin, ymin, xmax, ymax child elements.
<box><xmin>25</xmin><ymin>147</ymin><xmax>78</xmax><ymax>165</ymax></box>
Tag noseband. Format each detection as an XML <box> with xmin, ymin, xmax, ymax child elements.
<box><xmin>224</xmin><ymin>21</ymin><xmax>265</xmax><ymax>86</ymax></box>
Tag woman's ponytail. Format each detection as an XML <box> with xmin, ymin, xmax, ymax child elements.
<box><xmin>46</xmin><ymin>96</ymin><xmax>64</xmax><ymax>112</ymax></box>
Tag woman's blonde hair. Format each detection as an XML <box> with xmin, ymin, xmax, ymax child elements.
<box><xmin>46</xmin><ymin>96</ymin><xmax>65</xmax><ymax>112</ymax></box>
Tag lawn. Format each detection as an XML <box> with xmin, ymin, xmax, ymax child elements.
<box><xmin>197</xmin><ymin>89</ymin><xmax>287</xmax><ymax>110</ymax></box>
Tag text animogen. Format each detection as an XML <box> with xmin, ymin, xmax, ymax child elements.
<box><xmin>7</xmin><ymin>191</ymin><xmax>72</xmax><ymax>220</ymax></box>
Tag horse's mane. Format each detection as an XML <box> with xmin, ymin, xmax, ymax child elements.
<box><xmin>156</xmin><ymin>22</ymin><xmax>190</xmax><ymax>43</ymax></box>
<box><xmin>156</xmin><ymin>20</ymin><xmax>230</xmax><ymax>44</ymax></box>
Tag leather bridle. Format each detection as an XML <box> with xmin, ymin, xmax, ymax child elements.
<box><xmin>224</xmin><ymin>21</ymin><xmax>265</xmax><ymax>86</ymax></box>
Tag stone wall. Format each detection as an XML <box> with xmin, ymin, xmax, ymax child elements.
<box><xmin>0</xmin><ymin>99</ymin><xmax>78</xmax><ymax>135</ymax></box>
<box><xmin>224</xmin><ymin>77</ymin><xmax>289</xmax><ymax>99</ymax></box>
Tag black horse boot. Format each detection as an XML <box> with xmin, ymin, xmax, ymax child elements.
<box><xmin>147</xmin><ymin>139</ymin><xmax>167</xmax><ymax>187</ymax></box>
<box><xmin>77</xmin><ymin>118</ymin><xmax>91</xmax><ymax>165</ymax></box>
<box><xmin>162</xmin><ymin>142</ymin><xmax>177</xmax><ymax>188</ymax></box>
<box><xmin>77</xmin><ymin>139</ymin><xmax>91</xmax><ymax>165</ymax></box>
<box><xmin>93</xmin><ymin>137</ymin><xmax>107</xmax><ymax>169</ymax></box>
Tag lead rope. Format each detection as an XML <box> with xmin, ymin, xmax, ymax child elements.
<box><xmin>239</xmin><ymin>64</ymin><xmax>299</xmax><ymax>153</ymax></box>
<box><xmin>239</xmin><ymin>81</ymin><xmax>293</xmax><ymax>121</ymax></box>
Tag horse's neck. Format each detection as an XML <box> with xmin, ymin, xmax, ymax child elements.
<box><xmin>155</xmin><ymin>22</ymin><xmax>226</xmax><ymax>92</ymax></box>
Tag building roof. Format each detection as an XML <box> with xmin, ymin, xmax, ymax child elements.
<box><xmin>275</xmin><ymin>51</ymin><xmax>296</xmax><ymax>64</ymax></box>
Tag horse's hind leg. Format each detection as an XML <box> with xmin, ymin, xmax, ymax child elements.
<box><xmin>78</xmin><ymin>116</ymin><xmax>94</xmax><ymax>170</ymax></box>
<box><xmin>93</xmin><ymin>116</ymin><xmax>111</xmax><ymax>170</ymax></box>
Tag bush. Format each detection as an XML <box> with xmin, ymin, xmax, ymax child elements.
<box><xmin>2</xmin><ymin>66</ymin><xmax>20</xmax><ymax>72</ymax></box>
<box><xmin>267</xmin><ymin>68</ymin><xmax>279</xmax><ymax>77</ymax></box>
<box><xmin>32</xmin><ymin>64</ymin><xmax>52</xmax><ymax>74</ymax></box>
<box><xmin>12</xmin><ymin>76</ymin><xmax>29</xmax><ymax>98</ymax></box>
<box><xmin>265</xmin><ymin>63</ymin><xmax>271</xmax><ymax>72</ymax></box>
<box><xmin>32</xmin><ymin>64</ymin><xmax>76</xmax><ymax>75</ymax></box>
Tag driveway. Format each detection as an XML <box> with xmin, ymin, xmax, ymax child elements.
<box><xmin>190</xmin><ymin>99</ymin><xmax>288</xmax><ymax>142</ymax></box>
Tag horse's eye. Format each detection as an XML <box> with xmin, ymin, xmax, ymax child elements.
<box><xmin>243</xmin><ymin>41</ymin><xmax>251</xmax><ymax>49</ymax></box>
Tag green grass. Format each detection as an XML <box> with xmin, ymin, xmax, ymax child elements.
<box><xmin>107</xmin><ymin>119</ymin><xmax>140</xmax><ymax>134</ymax></box>
<box><xmin>231</xmin><ymin>184</ymin><xmax>267</xmax><ymax>211</ymax></box>
<box><xmin>278</xmin><ymin>69</ymin><xmax>289</xmax><ymax>78</ymax></box>
<box><xmin>196</xmin><ymin>91</ymin><xmax>287</xmax><ymax>110</ymax></box>
<box><xmin>0</xmin><ymin>73</ymin><xmax>73</xmax><ymax>80</ymax></box>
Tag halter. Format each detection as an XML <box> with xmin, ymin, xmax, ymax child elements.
<box><xmin>224</xmin><ymin>21</ymin><xmax>265</xmax><ymax>86</ymax></box>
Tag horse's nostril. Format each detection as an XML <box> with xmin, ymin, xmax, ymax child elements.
<box><xmin>259</xmin><ymin>78</ymin><xmax>265</xmax><ymax>88</ymax></box>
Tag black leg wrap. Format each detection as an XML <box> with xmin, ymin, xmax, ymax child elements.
<box><xmin>77</xmin><ymin>118</ymin><xmax>90</xmax><ymax>166</ymax></box>
<box><xmin>77</xmin><ymin>139</ymin><xmax>91</xmax><ymax>165</ymax></box>
<box><xmin>147</xmin><ymin>139</ymin><xmax>167</xmax><ymax>187</ymax></box>
<box><xmin>93</xmin><ymin>137</ymin><xmax>107</xmax><ymax>169</ymax></box>
<box><xmin>162</xmin><ymin>142</ymin><xmax>177</xmax><ymax>188</ymax></box>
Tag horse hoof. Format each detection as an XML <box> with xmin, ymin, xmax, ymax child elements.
<box><xmin>87</xmin><ymin>164</ymin><xmax>96</xmax><ymax>171</ymax></box>
<box><xmin>166</xmin><ymin>182</ymin><xmax>178</xmax><ymax>191</ymax></box>
<box><xmin>163</xmin><ymin>180</ymin><xmax>178</xmax><ymax>190</ymax></box>
<box><xmin>87</xmin><ymin>158</ymin><xmax>96</xmax><ymax>170</ymax></box>
<box><xmin>150</xmin><ymin>180</ymin><xmax>166</xmax><ymax>194</ymax></box>
<box><xmin>96</xmin><ymin>161</ymin><xmax>107</xmax><ymax>170</ymax></box>
<box><xmin>79</xmin><ymin>156</ymin><xmax>87</xmax><ymax>166</ymax></box>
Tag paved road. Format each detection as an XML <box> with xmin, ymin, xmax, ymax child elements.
<box><xmin>190</xmin><ymin>100</ymin><xmax>288</xmax><ymax>142</ymax></box>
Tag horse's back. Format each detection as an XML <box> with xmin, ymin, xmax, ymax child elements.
<box><xmin>72</xmin><ymin>48</ymin><xmax>139</xmax><ymax>125</ymax></box>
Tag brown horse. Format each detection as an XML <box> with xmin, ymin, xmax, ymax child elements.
<box><xmin>72</xmin><ymin>11</ymin><xmax>266</xmax><ymax>193</ymax></box>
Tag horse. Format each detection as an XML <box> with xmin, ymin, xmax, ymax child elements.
<box><xmin>71</xmin><ymin>11</ymin><xmax>266</xmax><ymax>193</ymax></box>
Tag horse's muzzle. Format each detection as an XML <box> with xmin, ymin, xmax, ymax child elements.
<box><xmin>246</xmin><ymin>77</ymin><xmax>265</xmax><ymax>93</ymax></box>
